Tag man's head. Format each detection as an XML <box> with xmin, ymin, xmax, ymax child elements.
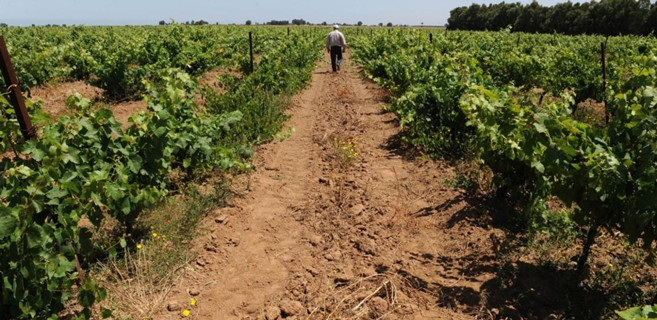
<box><xmin>333</xmin><ymin>25</ymin><xmax>339</xmax><ymax>30</ymax></box>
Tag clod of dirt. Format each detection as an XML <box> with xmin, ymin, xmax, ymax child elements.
<box><xmin>324</xmin><ymin>250</ymin><xmax>343</xmax><ymax>261</ymax></box>
<box><xmin>318</xmin><ymin>177</ymin><xmax>331</xmax><ymax>185</ymax></box>
<box><xmin>204</xmin><ymin>243</ymin><xmax>218</xmax><ymax>252</ymax></box>
<box><xmin>350</xmin><ymin>204</ymin><xmax>365</xmax><ymax>215</ymax></box>
<box><xmin>354</xmin><ymin>238</ymin><xmax>377</xmax><ymax>256</ymax></box>
<box><xmin>368</xmin><ymin>297</ymin><xmax>389</xmax><ymax>318</ymax></box>
<box><xmin>215</xmin><ymin>214</ymin><xmax>230</xmax><ymax>224</ymax></box>
<box><xmin>188</xmin><ymin>288</ymin><xmax>200</xmax><ymax>296</ymax></box>
<box><xmin>279</xmin><ymin>300</ymin><xmax>305</xmax><ymax>317</ymax></box>
<box><xmin>308</xmin><ymin>235</ymin><xmax>323</xmax><ymax>247</ymax></box>
<box><xmin>196</xmin><ymin>257</ymin><xmax>209</xmax><ymax>267</ymax></box>
<box><xmin>227</xmin><ymin>237</ymin><xmax>241</xmax><ymax>246</ymax></box>
<box><xmin>264</xmin><ymin>306</ymin><xmax>281</xmax><ymax>320</ymax></box>
<box><xmin>334</xmin><ymin>271</ymin><xmax>354</xmax><ymax>284</ymax></box>
<box><xmin>306</xmin><ymin>267</ymin><xmax>319</xmax><ymax>277</ymax></box>
<box><xmin>166</xmin><ymin>301</ymin><xmax>182</xmax><ymax>312</ymax></box>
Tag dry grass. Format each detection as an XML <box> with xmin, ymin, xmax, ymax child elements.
<box><xmin>307</xmin><ymin>274</ymin><xmax>400</xmax><ymax>319</ymax></box>
<box><xmin>95</xmin><ymin>244</ymin><xmax>190</xmax><ymax>318</ymax></box>
<box><xmin>91</xmin><ymin>181</ymin><xmax>230</xmax><ymax>319</ymax></box>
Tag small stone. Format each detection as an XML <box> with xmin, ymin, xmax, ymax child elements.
<box><xmin>306</xmin><ymin>267</ymin><xmax>319</xmax><ymax>277</ymax></box>
<box><xmin>308</xmin><ymin>235</ymin><xmax>323</xmax><ymax>247</ymax></box>
<box><xmin>215</xmin><ymin>214</ymin><xmax>230</xmax><ymax>224</ymax></box>
<box><xmin>324</xmin><ymin>250</ymin><xmax>343</xmax><ymax>261</ymax></box>
<box><xmin>189</xmin><ymin>288</ymin><xmax>200</xmax><ymax>296</ymax></box>
<box><xmin>167</xmin><ymin>301</ymin><xmax>182</xmax><ymax>312</ymax></box>
<box><xmin>204</xmin><ymin>243</ymin><xmax>218</xmax><ymax>252</ymax></box>
<box><xmin>264</xmin><ymin>306</ymin><xmax>281</xmax><ymax>320</ymax></box>
<box><xmin>279</xmin><ymin>300</ymin><xmax>305</xmax><ymax>317</ymax></box>
<box><xmin>228</xmin><ymin>237</ymin><xmax>241</xmax><ymax>246</ymax></box>
<box><xmin>318</xmin><ymin>177</ymin><xmax>331</xmax><ymax>185</ymax></box>
<box><xmin>350</xmin><ymin>204</ymin><xmax>365</xmax><ymax>215</ymax></box>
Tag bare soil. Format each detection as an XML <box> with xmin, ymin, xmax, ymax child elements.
<box><xmin>150</xmin><ymin>53</ymin><xmax>504</xmax><ymax>320</ymax></box>
<box><xmin>30</xmin><ymin>81</ymin><xmax>147</xmax><ymax>126</ymax></box>
<box><xmin>30</xmin><ymin>81</ymin><xmax>103</xmax><ymax>117</ymax></box>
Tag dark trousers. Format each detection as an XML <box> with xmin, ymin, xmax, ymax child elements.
<box><xmin>330</xmin><ymin>46</ymin><xmax>343</xmax><ymax>72</ymax></box>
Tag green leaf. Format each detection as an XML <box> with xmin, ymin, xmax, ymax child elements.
<box><xmin>127</xmin><ymin>155</ymin><xmax>143</xmax><ymax>174</ymax></box>
<box><xmin>616</xmin><ymin>305</ymin><xmax>657</xmax><ymax>319</ymax></box>
<box><xmin>154</xmin><ymin>126</ymin><xmax>168</xmax><ymax>137</ymax></box>
<box><xmin>0</xmin><ymin>214</ymin><xmax>18</xmax><ymax>239</ymax></box>
<box><xmin>120</xmin><ymin>197</ymin><xmax>131</xmax><ymax>215</ymax></box>
<box><xmin>534</xmin><ymin>123</ymin><xmax>548</xmax><ymax>134</ymax></box>
<box><xmin>62</xmin><ymin>149</ymin><xmax>81</xmax><ymax>164</ymax></box>
<box><xmin>531</xmin><ymin>160</ymin><xmax>545</xmax><ymax>173</ymax></box>
<box><xmin>101</xmin><ymin>309</ymin><xmax>112</xmax><ymax>318</ymax></box>
<box><xmin>46</xmin><ymin>187</ymin><xmax>68</xmax><ymax>200</ymax></box>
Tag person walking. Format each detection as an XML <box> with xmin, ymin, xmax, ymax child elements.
<box><xmin>326</xmin><ymin>25</ymin><xmax>347</xmax><ymax>73</ymax></box>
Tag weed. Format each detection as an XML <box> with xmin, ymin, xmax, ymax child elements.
<box><xmin>333</xmin><ymin>137</ymin><xmax>359</xmax><ymax>164</ymax></box>
<box><xmin>95</xmin><ymin>181</ymin><xmax>229</xmax><ymax>319</ymax></box>
<box><xmin>276</xmin><ymin>126</ymin><xmax>295</xmax><ymax>142</ymax></box>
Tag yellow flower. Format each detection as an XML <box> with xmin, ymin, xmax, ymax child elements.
<box><xmin>182</xmin><ymin>309</ymin><xmax>190</xmax><ymax>317</ymax></box>
<box><xmin>162</xmin><ymin>234</ymin><xmax>167</xmax><ymax>240</ymax></box>
<box><xmin>152</xmin><ymin>232</ymin><xmax>158</xmax><ymax>238</ymax></box>
<box><xmin>136</xmin><ymin>244</ymin><xmax>143</xmax><ymax>250</ymax></box>
<box><xmin>190</xmin><ymin>298</ymin><xmax>196</xmax><ymax>306</ymax></box>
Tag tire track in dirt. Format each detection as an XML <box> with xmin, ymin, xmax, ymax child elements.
<box><xmin>154</xmin><ymin>52</ymin><xmax>502</xmax><ymax>320</ymax></box>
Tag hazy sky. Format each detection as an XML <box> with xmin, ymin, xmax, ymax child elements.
<box><xmin>0</xmin><ymin>0</ymin><xmax>564</xmax><ymax>26</ymax></box>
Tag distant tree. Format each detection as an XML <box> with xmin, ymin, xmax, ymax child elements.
<box><xmin>321</xmin><ymin>21</ymin><xmax>327</xmax><ymax>25</ymax></box>
<box><xmin>378</xmin><ymin>22</ymin><xmax>383</xmax><ymax>26</ymax></box>
<box><xmin>646</xmin><ymin>3</ymin><xmax>657</xmax><ymax>34</ymax></box>
<box><xmin>159</xmin><ymin>20</ymin><xmax>166</xmax><ymax>25</ymax></box>
<box><xmin>291</xmin><ymin>18</ymin><xmax>307</xmax><ymax>25</ymax></box>
<box><xmin>246</xmin><ymin>20</ymin><xmax>252</xmax><ymax>25</ymax></box>
<box><xmin>386</xmin><ymin>22</ymin><xmax>393</xmax><ymax>27</ymax></box>
<box><xmin>0</xmin><ymin>23</ymin><xmax>7</xmax><ymax>28</ymax></box>
<box><xmin>267</xmin><ymin>20</ymin><xmax>289</xmax><ymax>25</ymax></box>
<box><xmin>514</xmin><ymin>1</ymin><xmax>548</xmax><ymax>33</ymax></box>
<box><xmin>447</xmin><ymin>0</ymin><xmax>655</xmax><ymax>36</ymax></box>
<box><xmin>357</xmin><ymin>21</ymin><xmax>363</xmax><ymax>26</ymax></box>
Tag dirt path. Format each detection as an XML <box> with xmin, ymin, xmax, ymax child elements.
<box><xmin>154</xmin><ymin>53</ymin><xmax>502</xmax><ymax>320</ymax></box>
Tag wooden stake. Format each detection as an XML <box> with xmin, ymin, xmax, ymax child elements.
<box><xmin>249</xmin><ymin>32</ymin><xmax>254</xmax><ymax>73</ymax></box>
<box><xmin>0</xmin><ymin>36</ymin><xmax>36</xmax><ymax>140</ymax></box>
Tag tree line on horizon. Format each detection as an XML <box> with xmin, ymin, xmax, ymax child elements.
<box><xmin>447</xmin><ymin>0</ymin><xmax>657</xmax><ymax>36</ymax></box>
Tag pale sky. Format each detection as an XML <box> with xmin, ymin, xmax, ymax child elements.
<box><xmin>0</xmin><ymin>0</ymin><xmax>564</xmax><ymax>26</ymax></box>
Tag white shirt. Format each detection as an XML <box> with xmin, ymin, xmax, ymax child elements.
<box><xmin>326</xmin><ymin>30</ymin><xmax>347</xmax><ymax>48</ymax></box>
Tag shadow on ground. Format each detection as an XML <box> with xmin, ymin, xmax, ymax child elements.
<box><xmin>403</xmin><ymin>193</ymin><xmax>644</xmax><ymax>319</ymax></box>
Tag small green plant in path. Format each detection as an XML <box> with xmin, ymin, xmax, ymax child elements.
<box><xmin>333</xmin><ymin>137</ymin><xmax>359</xmax><ymax>164</ymax></box>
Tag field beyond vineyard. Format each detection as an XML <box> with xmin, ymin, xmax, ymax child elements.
<box><xmin>1</xmin><ymin>25</ymin><xmax>657</xmax><ymax>320</ymax></box>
